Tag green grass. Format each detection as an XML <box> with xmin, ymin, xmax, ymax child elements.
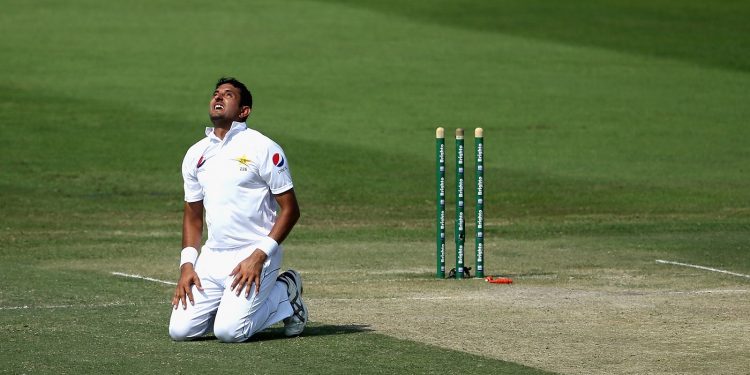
<box><xmin>2</xmin><ymin>276</ymin><xmax>546</xmax><ymax>374</ymax></box>
<box><xmin>317</xmin><ymin>0</ymin><xmax>750</xmax><ymax>72</ymax></box>
<box><xmin>1</xmin><ymin>0</ymin><xmax>749</xmax><ymax>373</ymax></box>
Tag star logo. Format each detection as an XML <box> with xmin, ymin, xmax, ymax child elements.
<box><xmin>234</xmin><ymin>154</ymin><xmax>251</xmax><ymax>167</ymax></box>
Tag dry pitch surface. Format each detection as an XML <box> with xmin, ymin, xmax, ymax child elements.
<box><xmin>294</xmin><ymin>240</ymin><xmax>750</xmax><ymax>375</ymax></box>
<box><xmin>45</xmin><ymin>233</ymin><xmax>750</xmax><ymax>374</ymax></box>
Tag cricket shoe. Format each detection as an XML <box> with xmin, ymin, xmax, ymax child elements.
<box><xmin>278</xmin><ymin>269</ymin><xmax>308</xmax><ymax>337</ymax></box>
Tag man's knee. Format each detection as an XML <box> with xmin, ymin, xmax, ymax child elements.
<box><xmin>169</xmin><ymin>322</ymin><xmax>194</xmax><ymax>341</ymax></box>
<box><xmin>169</xmin><ymin>313</ymin><xmax>212</xmax><ymax>341</ymax></box>
<box><xmin>213</xmin><ymin>319</ymin><xmax>249</xmax><ymax>343</ymax></box>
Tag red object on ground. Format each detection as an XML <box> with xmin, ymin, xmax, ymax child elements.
<box><xmin>485</xmin><ymin>276</ymin><xmax>513</xmax><ymax>284</ymax></box>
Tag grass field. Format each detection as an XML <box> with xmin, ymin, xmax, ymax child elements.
<box><xmin>1</xmin><ymin>0</ymin><xmax>749</xmax><ymax>374</ymax></box>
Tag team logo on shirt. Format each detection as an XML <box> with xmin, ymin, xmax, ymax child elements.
<box><xmin>233</xmin><ymin>154</ymin><xmax>251</xmax><ymax>171</ymax></box>
<box><xmin>197</xmin><ymin>155</ymin><xmax>206</xmax><ymax>168</ymax></box>
<box><xmin>272</xmin><ymin>153</ymin><xmax>285</xmax><ymax>167</ymax></box>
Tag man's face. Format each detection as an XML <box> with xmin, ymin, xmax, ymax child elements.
<box><xmin>209</xmin><ymin>83</ymin><xmax>249</xmax><ymax>122</ymax></box>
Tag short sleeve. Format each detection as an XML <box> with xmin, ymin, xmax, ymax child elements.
<box><xmin>259</xmin><ymin>142</ymin><xmax>294</xmax><ymax>195</ymax></box>
<box><xmin>182</xmin><ymin>149</ymin><xmax>204</xmax><ymax>202</ymax></box>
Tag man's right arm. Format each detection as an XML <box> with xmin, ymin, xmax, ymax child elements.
<box><xmin>172</xmin><ymin>201</ymin><xmax>204</xmax><ymax>309</ymax></box>
<box><xmin>182</xmin><ymin>200</ymin><xmax>204</xmax><ymax>249</ymax></box>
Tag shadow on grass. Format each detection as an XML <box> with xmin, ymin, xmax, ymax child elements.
<box><xmin>250</xmin><ymin>323</ymin><xmax>373</xmax><ymax>342</ymax></box>
<box><xmin>311</xmin><ymin>0</ymin><xmax>750</xmax><ymax>72</ymax></box>
<box><xmin>189</xmin><ymin>323</ymin><xmax>373</xmax><ymax>343</ymax></box>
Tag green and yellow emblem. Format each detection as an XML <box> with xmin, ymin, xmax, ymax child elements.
<box><xmin>234</xmin><ymin>154</ymin><xmax>251</xmax><ymax>167</ymax></box>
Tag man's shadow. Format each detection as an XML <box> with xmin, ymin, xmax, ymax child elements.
<box><xmin>189</xmin><ymin>323</ymin><xmax>373</xmax><ymax>342</ymax></box>
<box><xmin>250</xmin><ymin>323</ymin><xmax>373</xmax><ymax>342</ymax></box>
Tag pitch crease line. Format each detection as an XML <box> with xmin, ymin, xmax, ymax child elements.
<box><xmin>0</xmin><ymin>302</ymin><xmax>134</xmax><ymax>310</ymax></box>
<box><xmin>656</xmin><ymin>260</ymin><xmax>750</xmax><ymax>279</ymax></box>
<box><xmin>112</xmin><ymin>272</ymin><xmax>177</xmax><ymax>285</ymax></box>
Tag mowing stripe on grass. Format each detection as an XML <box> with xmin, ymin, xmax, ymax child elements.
<box><xmin>112</xmin><ymin>271</ymin><xmax>177</xmax><ymax>285</ymax></box>
<box><xmin>656</xmin><ymin>259</ymin><xmax>750</xmax><ymax>279</ymax></box>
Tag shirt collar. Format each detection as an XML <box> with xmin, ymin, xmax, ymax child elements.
<box><xmin>205</xmin><ymin>121</ymin><xmax>248</xmax><ymax>141</ymax></box>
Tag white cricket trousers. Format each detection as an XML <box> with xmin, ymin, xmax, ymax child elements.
<box><xmin>168</xmin><ymin>245</ymin><xmax>293</xmax><ymax>342</ymax></box>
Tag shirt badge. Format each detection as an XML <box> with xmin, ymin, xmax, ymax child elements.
<box><xmin>272</xmin><ymin>153</ymin><xmax>285</xmax><ymax>167</ymax></box>
<box><xmin>234</xmin><ymin>154</ymin><xmax>251</xmax><ymax>170</ymax></box>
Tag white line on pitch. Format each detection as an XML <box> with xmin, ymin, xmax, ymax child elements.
<box><xmin>664</xmin><ymin>289</ymin><xmax>749</xmax><ymax>295</ymax></box>
<box><xmin>656</xmin><ymin>260</ymin><xmax>750</xmax><ymax>279</ymax></box>
<box><xmin>0</xmin><ymin>302</ymin><xmax>135</xmax><ymax>310</ymax></box>
<box><xmin>111</xmin><ymin>272</ymin><xmax>177</xmax><ymax>285</ymax></box>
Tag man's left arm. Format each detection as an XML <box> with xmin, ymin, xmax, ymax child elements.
<box><xmin>230</xmin><ymin>189</ymin><xmax>300</xmax><ymax>296</ymax></box>
<box><xmin>266</xmin><ymin>189</ymin><xmax>301</xmax><ymax>245</ymax></box>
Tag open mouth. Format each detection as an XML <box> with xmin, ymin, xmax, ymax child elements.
<box><xmin>214</xmin><ymin>104</ymin><xmax>224</xmax><ymax>110</ymax></box>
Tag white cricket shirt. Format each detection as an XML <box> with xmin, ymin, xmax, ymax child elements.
<box><xmin>182</xmin><ymin>121</ymin><xmax>294</xmax><ymax>251</ymax></box>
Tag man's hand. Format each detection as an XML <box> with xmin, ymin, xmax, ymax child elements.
<box><xmin>172</xmin><ymin>264</ymin><xmax>203</xmax><ymax>310</ymax></box>
<box><xmin>229</xmin><ymin>249</ymin><xmax>268</xmax><ymax>297</ymax></box>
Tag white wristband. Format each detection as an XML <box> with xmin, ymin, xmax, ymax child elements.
<box><xmin>255</xmin><ymin>237</ymin><xmax>279</xmax><ymax>257</ymax></box>
<box><xmin>180</xmin><ymin>246</ymin><xmax>199</xmax><ymax>268</ymax></box>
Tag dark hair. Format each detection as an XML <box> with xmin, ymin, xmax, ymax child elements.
<box><xmin>215</xmin><ymin>77</ymin><xmax>253</xmax><ymax>110</ymax></box>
